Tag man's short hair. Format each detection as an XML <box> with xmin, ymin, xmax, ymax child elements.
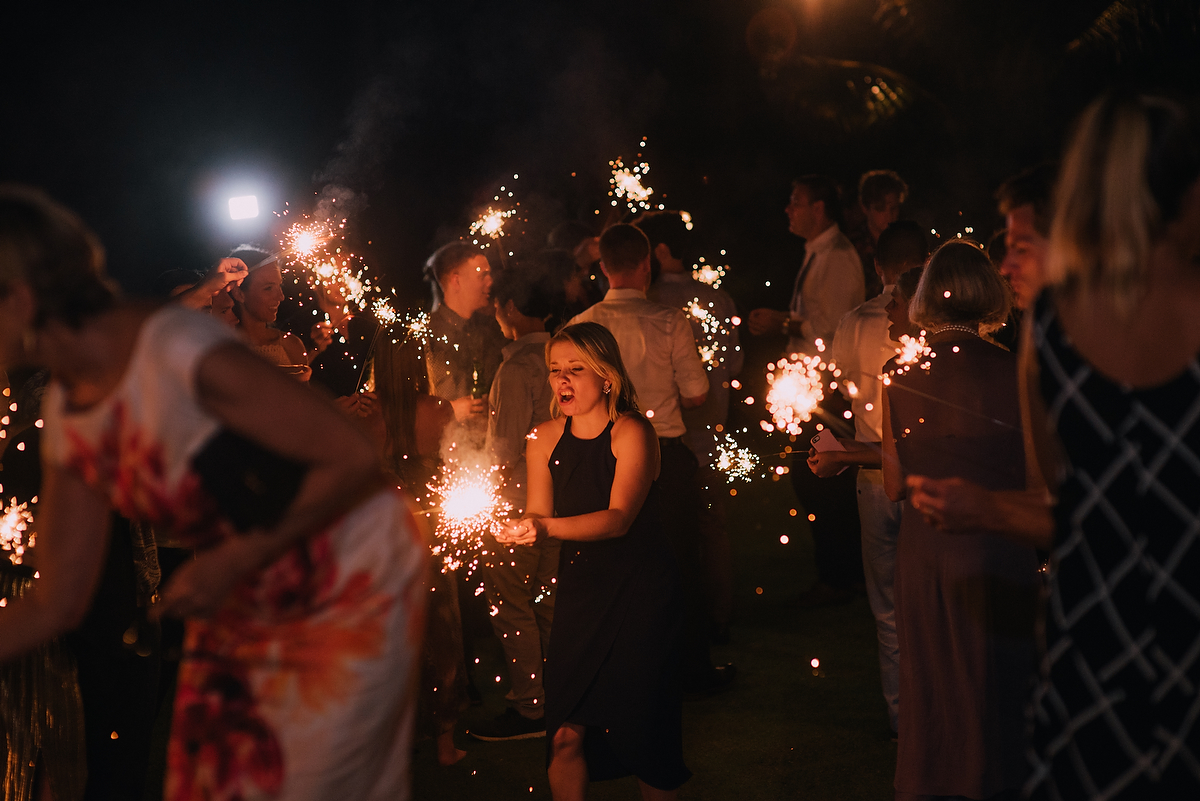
<box><xmin>423</xmin><ymin>242</ymin><xmax>481</xmax><ymax>300</ymax></box>
<box><xmin>598</xmin><ymin>224</ymin><xmax>651</xmax><ymax>273</ymax></box>
<box><xmin>875</xmin><ymin>221</ymin><xmax>928</xmax><ymax>270</ymax></box>
<box><xmin>995</xmin><ymin>163</ymin><xmax>1058</xmax><ymax>237</ymax></box>
<box><xmin>858</xmin><ymin>170</ymin><xmax>909</xmax><ymax>207</ymax></box>
<box><xmin>493</xmin><ymin>255</ymin><xmax>559</xmax><ymax>321</ymax></box>
<box><xmin>634</xmin><ymin>211</ymin><xmax>692</xmax><ymax>264</ymax></box>
<box><xmin>791</xmin><ymin>175</ymin><xmax>843</xmax><ymax>226</ymax></box>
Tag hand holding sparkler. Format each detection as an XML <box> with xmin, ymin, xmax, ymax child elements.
<box><xmin>495</xmin><ymin>516</ymin><xmax>543</xmax><ymax>546</ymax></box>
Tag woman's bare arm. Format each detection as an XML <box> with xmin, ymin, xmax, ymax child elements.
<box><xmin>157</xmin><ymin>341</ymin><xmax>385</xmax><ymax>617</ymax></box>
<box><xmin>0</xmin><ymin>466</ymin><xmax>111</xmax><ymax>661</ymax></box>
<box><xmin>499</xmin><ymin>416</ymin><xmax>659</xmax><ymax>544</ymax></box>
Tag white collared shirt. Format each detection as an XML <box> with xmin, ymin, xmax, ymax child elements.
<box><xmin>831</xmin><ymin>287</ymin><xmax>897</xmax><ymax>443</ymax></box>
<box><xmin>788</xmin><ymin>224</ymin><xmax>866</xmax><ymax>357</ymax></box>
<box><xmin>570</xmin><ymin>288</ymin><xmax>710</xmax><ymax>438</ymax></box>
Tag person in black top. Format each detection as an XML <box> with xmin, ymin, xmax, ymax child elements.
<box><xmin>497</xmin><ymin>322</ymin><xmax>689</xmax><ymax>800</ymax></box>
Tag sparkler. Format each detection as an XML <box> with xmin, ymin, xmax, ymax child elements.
<box><xmin>763</xmin><ymin>353</ymin><xmax>831</xmax><ymax>436</ymax></box>
<box><xmin>683</xmin><ymin>298</ymin><xmax>736</xmax><ymax>371</ymax></box>
<box><xmin>608</xmin><ymin>140</ymin><xmax>655</xmax><ymax>213</ymax></box>
<box><xmin>711</xmin><ymin>433</ymin><xmax>761</xmax><ymax>483</ymax></box>
<box><xmin>426</xmin><ymin>462</ymin><xmax>512</xmax><ymax>576</ymax></box>
<box><xmin>692</xmin><ymin>257</ymin><xmax>727</xmax><ymax>290</ymax></box>
<box><xmin>279</xmin><ymin>215</ymin><xmax>378</xmax><ymax>317</ymax></box>
<box><xmin>882</xmin><ymin>332</ymin><xmax>934</xmax><ymax>385</ymax></box>
<box><xmin>0</xmin><ymin>498</ymin><xmax>34</xmax><ymax>566</ymax></box>
<box><xmin>469</xmin><ymin>207</ymin><xmax>515</xmax><ymax>241</ymax></box>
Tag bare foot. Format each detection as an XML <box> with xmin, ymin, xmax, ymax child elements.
<box><xmin>437</xmin><ymin>731</ymin><xmax>467</xmax><ymax>766</ymax></box>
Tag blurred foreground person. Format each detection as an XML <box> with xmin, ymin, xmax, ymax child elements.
<box><xmin>883</xmin><ymin>241</ymin><xmax>1039</xmax><ymax>799</ymax></box>
<box><xmin>911</xmin><ymin>92</ymin><xmax>1200</xmax><ymax>800</ymax></box>
<box><xmin>497</xmin><ymin>322</ymin><xmax>688</xmax><ymax>801</ymax></box>
<box><xmin>0</xmin><ymin>186</ymin><xmax>425</xmax><ymax>800</ymax></box>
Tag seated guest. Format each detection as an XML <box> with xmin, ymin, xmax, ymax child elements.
<box><xmin>882</xmin><ymin>240</ymin><xmax>1039</xmax><ymax>800</ymax></box>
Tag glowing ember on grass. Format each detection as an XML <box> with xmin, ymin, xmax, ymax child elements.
<box><xmin>0</xmin><ymin>498</ymin><xmax>34</xmax><ymax>565</ymax></box>
<box><xmin>711</xmin><ymin>433</ymin><xmax>760</xmax><ymax>483</ymax></box>
<box><xmin>427</xmin><ymin>463</ymin><xmax>512</xmax><ymax>576</ymax></box>
<box><xmin>763</xmin><ymin>354</ymin><xmax>829</xmax><ymax>436</ymax></box>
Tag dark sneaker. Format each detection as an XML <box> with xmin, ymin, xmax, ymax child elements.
<box><xmin>468</xmin><ymin>708</ymin><xmax>546</xmax><ymax>742</ymax></box>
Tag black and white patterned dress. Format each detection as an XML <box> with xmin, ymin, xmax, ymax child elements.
<box><xmin>1027</xmin><ymin>292</ymin><xmax>1200</xmax><ymax>799</ymax></box>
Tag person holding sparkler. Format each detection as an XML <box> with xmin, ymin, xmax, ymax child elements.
<box><xmin>496</xmin><ymin>321</ymin><xmax>689</xmax><ymax>800</ymax></box>
<box><xmin>228</xmin><ymin>246</ymin><xmax>315</xmax><ymax>380</ymax></box>
<box><xmin>881</xmin><ymin>239</ymin><xmax>1038</xmax><ymax>800</ymax></box>
<box><xmin>807</xmin><ymin>221</ymin><xmax>928</xmax><ymax>741</ymax></box>
<box><xmin>750</xmin><ymin>175</ymin><xmax>867</xmax><ymax>607</ymax></box>
<box><xmin>472</xmin><ymin>261</ymin><xmax>559</xmax><ymax>742</ymax></box>
<box><xmin>0</xmin><ymin>186</ymin><xmax>426</xmax><ymax>801</ymax></box>
<box><xmin>569</xmin><ymin>224</ymin><xmax>733</xmax><ymax>697</ymax></box>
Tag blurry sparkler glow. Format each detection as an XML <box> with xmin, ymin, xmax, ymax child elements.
<box><xmin>0</xmin><ymin>497</ymin><xmax>35</xmax><ymax>565</ymax></box>
<box><xmin>887</xmin><ymin>332</ymin><xmax>934</xmax><ymax>378</ymax></box>
<box><xmin>470</xmin><ymin>207</ymin><xmax>516</xmax><ymax>240</ymax></box>
<box><xmin>692</xmin><ymin>256</ymin><xmax>727</xmax><ymax>290</ymax></box>
<box><xmin>764</xmin><ymin>354</ymin><xmax>829</xmax><ymax>435</ymax></box>
<box><xmin>608</xmin><ymin>154</ymin><xmax>654</xmax><ymax>212</ymax></box>
<box><xmin>228</xmin><ymin>195</ymin><xmax>259</xmax><ymax>220</ymax></box>
<box><xmin>427</xmin><ymin>462</ymin><xmax>513</xmax><ymax>576</ymax></box>
<box><xmin>280</xmin><ymin>216</ymin><xmax>378</xmax><ymax>316</ymax></box>
<box><xmin>711</xmin><ymin>433</ymin><xmax>760</xmax><ymax>483</ymax></box>
<box><xmin>683</xmin><ymin>298</ymin><xmax>735</xmax><ymax>371</ymax></box>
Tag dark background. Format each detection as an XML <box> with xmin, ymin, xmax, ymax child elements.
<box><xmin>4</xmin><ymin>0</ymin><xmax>1198</xmax><ymax>314</ymax></box>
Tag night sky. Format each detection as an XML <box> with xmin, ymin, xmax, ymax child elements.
<box><xmin>5</xmin><ymin>1</ymin><xmax>1198</xmax><ymax>313</ymax></box>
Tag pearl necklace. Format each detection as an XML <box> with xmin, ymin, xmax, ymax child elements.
<box><xmin>928</xmin><ymin>324</ymin><xmax>979</xmax><ymax>338</ymax></box>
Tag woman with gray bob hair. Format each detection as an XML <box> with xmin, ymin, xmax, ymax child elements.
<box><xmin>907</xmin><ymin>239</ymin><xmax>1011</xmax><ymax>336</ymax></box>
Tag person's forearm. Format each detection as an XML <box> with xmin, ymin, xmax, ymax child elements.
<box><xmin>839</xmin><ymin>441</ymin><xmax>882</xmax><ymax>468</ymax></box>
<box><xmin>981</xmin><ymin>490</ymin><xmax>1055</xmax><ymax>550</ymax></box>
<box><xmin>540</xmin><ymin>508</ymin><xmax>633</xmax><ymax>542</ymax></box>
<box><xmin>235</xmin><ymin>459</ymin><xmax>387</xmax><ymax>571</ymax></box>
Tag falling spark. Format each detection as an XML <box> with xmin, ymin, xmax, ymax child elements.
<box><xmin>427</xmin><ymin>462</ymin><xmax>513</xmax><ymax>576</ymax></box>
<box><xmin>711</xmin><ymin>433</ymin><xmax>760</xmax><ymax>483</ymax></box>
<box><xmin>0</xmin><ymin>497</ymin><xmax>34</xmax><ymax>565</ymax></box>
<box><xmin>764</xmin><ymin>354</ymin><xmax>829</xmax><ymax>436</ymax></box>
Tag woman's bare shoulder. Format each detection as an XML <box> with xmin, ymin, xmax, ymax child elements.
<box><xmin>528</xmin><ymin>417</ymin><xmax>566</xmax><ymax>451</ymax></box>
<box><xmin>612</xmin><ymin>413</ymin><xmax>655</xmax><ymax>442</ymax></box>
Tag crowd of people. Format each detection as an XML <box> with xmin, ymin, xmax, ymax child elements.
<box><xmin>0</xmin><ymin>89</ymin><xmax>1197</xmax><ymax>801</ymax></box>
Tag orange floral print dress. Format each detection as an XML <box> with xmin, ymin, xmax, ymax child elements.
<box><xmin>40</xmin><ymin>307</ymin><xmax>426</xmax><ymax>801</ymax></box>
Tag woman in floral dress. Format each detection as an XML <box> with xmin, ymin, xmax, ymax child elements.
<box><xmin>0</xmin><ymin>186</ymin><xmax>425</xmax><ymax>801</ymax></box>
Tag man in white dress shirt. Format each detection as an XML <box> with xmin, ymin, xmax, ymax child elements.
<box><xmin>640</xmin><ymin>210</ymin><xmax>744</xmax><ymax>642</ymax></box>
<box><xmin>808</xmin><ymin>221</ymin><xmax>928</xmax><ymax>737</ymax></box>
<box><xmin>749</xmin><ymin>176</ymin><xmax>866</xmax><ymax>605</ymax></box>
<box><xmin>571</xmin><ymin>224</ymin><xmax>735</xmax><ymax>695</ymax></box>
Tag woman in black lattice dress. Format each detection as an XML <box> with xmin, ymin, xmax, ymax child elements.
<box><xmin>909</xmin><ymin>92</ymin><xmax>1200</xmax><ymax>799</ymax></box>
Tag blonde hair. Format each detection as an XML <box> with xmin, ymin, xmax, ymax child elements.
<box><xmin>546</xmin><ymin>322</ymin><xmax>639</xmax><ymax>421</ymax></box>
<box><xmin>909</xmin><ymin>240</ymin><xmax>1011</xmax><ymax>334</ymax></box>
<box><xmin>1046</xmin><ymin>93</ymin><xmax>1199</xmax><ymax>309</ymax></box>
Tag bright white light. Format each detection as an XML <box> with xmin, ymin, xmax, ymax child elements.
<box><xmin>228</xmin><ymin>195</ymin><xmax>259</xmax><ymax>220</ymax></box>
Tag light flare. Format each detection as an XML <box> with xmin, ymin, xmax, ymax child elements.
<box><xmin>427</xmin><ymin>463</ymin><xmax>513</xmax><ymax>576</ymax></box>
<box><xmin>764</xmin><ymin>354</ymin><xmax>830</xmax><ymax>436</ymax></box>
<box><xmin>0</xmin><ymin>497</ymin><xmax>35</xmax><ymax>566</ymax></box>
<box><xmin>711</xmin><ymin>434</ymin><xmax>761</xmax><ymax>483</ymax></box>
